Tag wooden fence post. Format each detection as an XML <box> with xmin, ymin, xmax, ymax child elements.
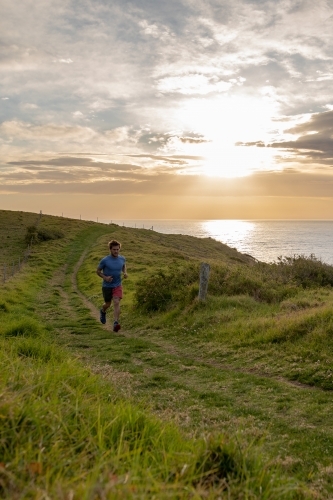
<box><xmin>198</xmin><ymin>262</ymin><xmax>210</xmax><ymax>302</ymax></box>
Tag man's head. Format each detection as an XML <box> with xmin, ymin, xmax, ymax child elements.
<box><xmin>109</xmin><ymin>239</ymin><xmax>121</xmax><ymax>257</ymax></box>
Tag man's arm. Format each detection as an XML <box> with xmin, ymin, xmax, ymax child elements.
<box><xmin>122</xmin><ymin>262</ymin><xmax>128</xmax><ymax>279</ymax></box>
<box><xmin>96</xmin><ymin>266</ymin><xmax>112</xmax><ymax>282</ymax></box>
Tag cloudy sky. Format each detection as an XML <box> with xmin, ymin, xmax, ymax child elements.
<box><xmin>1</xmin><ymin>0</ymin><xmax>333</xmax><ymax>219</ymax></box>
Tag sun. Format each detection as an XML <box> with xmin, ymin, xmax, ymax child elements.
<box><xmin>173</xmin><ymin>93</ymin><xmax>279</xmax><ymax>178</ymax></box>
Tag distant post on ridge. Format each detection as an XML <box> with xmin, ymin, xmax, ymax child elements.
<box><xmin>198</xmin><ymin>263</ymin><xmax>210</xmax><ymax>302</ymax></box>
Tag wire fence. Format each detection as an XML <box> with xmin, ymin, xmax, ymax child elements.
<box><xmin>46</xmin><ymin>212</ymin><xmax>154</xmax><ymax>231</ymax></box>
<box><xmin>2</xmin><ymin>211</ymin><xmax>42</xmax><ymax>284</ymax></box>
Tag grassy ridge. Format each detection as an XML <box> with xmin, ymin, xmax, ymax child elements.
<box><xmin>0</xmin><ymin>211</ymin><xmax>299</xmax><ymax>499</ymax></box>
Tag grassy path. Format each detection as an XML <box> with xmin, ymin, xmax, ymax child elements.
<box><xmin>38</xmin><ymin>232</ymin><xmax>333</xmax><ymax>499</ymax></box>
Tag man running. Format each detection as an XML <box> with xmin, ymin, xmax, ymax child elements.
<box><xmin>96</xmin><ymin>239</ymin><xmax>127</xmax><ymax>331</ymax></box>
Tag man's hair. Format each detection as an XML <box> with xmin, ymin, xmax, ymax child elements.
<box><xmin>109</xmin><ymin>239</ymin><xmax>121</xmax><ymax>249</ymax></box>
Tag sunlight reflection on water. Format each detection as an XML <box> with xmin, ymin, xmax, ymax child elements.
<box><xmin>202</xmin><ymin>220</ymin><xmax>255</xmax><ymax>251</ymax></box>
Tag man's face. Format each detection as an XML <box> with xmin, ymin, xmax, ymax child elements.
<box><xmin>110</xmin><ymin>245</ymin><xmax>120</xmax><ymax>257</ymax></box>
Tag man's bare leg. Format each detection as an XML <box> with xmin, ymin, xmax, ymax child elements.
<box><xmin>102</xmin><ymin>301</ymin><xmax>111</xmax><ymax>313</ymax></box>
<box><xmin>113</xmin><ymin>297</ymin><xmax>120</xmax><ymax>322</ymax></box>
<box><xmin>113</xmin><ymin>297</ymin><xmax>121</xmax><ymax>331</ymax></box>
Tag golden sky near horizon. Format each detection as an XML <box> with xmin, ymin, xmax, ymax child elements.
<box><xmin>1</xmin><ymin>0</ymin><xmax>333</xmax><ymax>219</ymax></box>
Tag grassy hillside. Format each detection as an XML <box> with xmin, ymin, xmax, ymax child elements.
<box><xmin>2</xmin><ymin>209</ymin><xmax>333</xmax><ymax>498</ymax></box>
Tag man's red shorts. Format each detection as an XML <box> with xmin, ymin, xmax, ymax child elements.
<box><xmin>102</xmin><ymin>286</ymin><xmax>123</xmax><ymax>302</ymax></box>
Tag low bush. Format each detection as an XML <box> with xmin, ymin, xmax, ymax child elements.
<box><xmin>274</xmin><ymin>254</ymin><xmax>333</xmax><ymax>288</ymax></box>
<box><xmin>24</xmin><ymin>225</ymin><xmax>64</xmax><ymax>245</ymax></box>
<box><xmin>209</xmin><ymin>264</ymin><xmax>297</xmax><ymax>303</ymax></box>
<box><xmin>135</xmin><ymin>263</ymin><xmax>199</xmax><ymax>311</ymax></box>
<box><xmin>206</xmin><ymin>255</ymin><xmax>333</xmax><ymax>303</ymax></box>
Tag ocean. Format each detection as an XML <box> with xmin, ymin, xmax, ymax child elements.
<box><xmin>107</xmin><ymin>220</ymin><xmax>333</xmax><ymax>265</ymax></box>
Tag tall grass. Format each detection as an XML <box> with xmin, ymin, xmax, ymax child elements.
<box><xmin>0</xmin><ymin>320</ymin><xmax>299</xmax><ymax>499</ymax></box>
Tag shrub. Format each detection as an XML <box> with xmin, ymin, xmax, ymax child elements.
<box><xmin>24</xmin><ymin>225</ymin><xmax>38</xmax><ymax>245</ymax></box>
<box><xmin>275</xmin><ymin>254</ymin><xmax>333</xmax><ymax>288</ymax></box>
<box><xmin>135</xmin><ymin>263</ymin><xmax>199</xmax><ymax>312</ymax></box>
<box><xmin>37</xmin><ymin>227</ymin><xmax>64</xmax><ymax>241</ymax></box>
<box><xmin>210</xmin><ymin>255</ymin><xmax>333</xmax><ymax>303</ymax></box>
<box><xmin>24</xmin><ymin>225</ymin><xmax>64</xmax><ymax>245</ymax></box>
<box><xmin>208</xmin><ymin>263</ymin><xmax>298</xmax><ymax>303</ymax></box>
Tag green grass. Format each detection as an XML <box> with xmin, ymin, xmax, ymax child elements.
<box><xmin>1</xmin><ymin>333</ymin><xmax>298</xmax><ymax>498</ymax></box>
<box><xmin>2</xmin><ymin>209</ymin><xmax>333</xmax><ymax>498</ymax></box>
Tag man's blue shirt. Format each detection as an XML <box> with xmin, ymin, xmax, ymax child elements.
<box><xmin>98</xmin><ymin>255</ymin><xmax>125</xmax><ymax>288</ymax></box>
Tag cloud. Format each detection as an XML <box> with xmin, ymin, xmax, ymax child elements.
<box><xmin>286</xmin><ymin>110</ymin><xmax>333</xmax><ymax>137</ymax></box>
<box><xmin>126</xmin><ymin>154</ymin><xmax>189</xmax><ymax>164</ymax></box>
<box><xmin>235</xmin><ymin>140</ymin><xmax>266</xmax><ymax>147</ymax></box>
<box><xmin>156</xmin><ymin>74</ymin><xmax>233</xmax><ymax>95</ymax></box>
<box><xmin>179</xmin><ymin>136</ymin><xmax>210</xmax><ymax>144</ymax></box>
<box><xmin>22</xmin><ymin>103</ymin><xmax>39</xmax><ymax>110</ymax></box>
<box><xmin>0</xmin><ymin>157</ymin><xmax>149</xmax><ymax>188</ymax></box>
<box><xmin>239</xmin><ymin>110</ymin><xmax>333</xmax><ymax>166</ymax></box>
<box><xmin>134</xmin><ymin>129</ymin><xmax>209</xmax><ymax>153</ymax></box>
<box><xmin>138</xmin><ymin>19</ymin><xmax>174</xmax><ymax>41</ymax></box>
<box><xmin>2</xmin><ymin>154</ymin><xmax>333</xmax><ymax>200</ymax></box>
<box><xmin>54</xmin><ymin>59</ymin><xmax>73</xmax><ymax>64</ymax></box>
<box><xmin>0</xmin><ymin>121</ymin><xmax>149</xmax><ymax>158</ymax></box>
<box><xmin>0</xmin><ymin>121</ymin><xmax>97</xmax><ymax>141</ymax></box>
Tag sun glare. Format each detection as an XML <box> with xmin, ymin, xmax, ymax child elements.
<box><xmin>202</xmin><ymin>141</ymin><xmax>275</xmax><ymax>177</ymax></box>
<box><xmin>173</xmin><ymin>93</ymin><xmax>278</xmax><ymax>178</ymax></box>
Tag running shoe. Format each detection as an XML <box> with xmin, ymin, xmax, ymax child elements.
<box><xmin>100</xmin><ymin>309</ymin><xmax>106</xmax><ymax>324</ymax></box>
<box><xmin>113</xmin><ymin>321</ymin><xmax>121</xmax><ymax>332</ymax></box>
